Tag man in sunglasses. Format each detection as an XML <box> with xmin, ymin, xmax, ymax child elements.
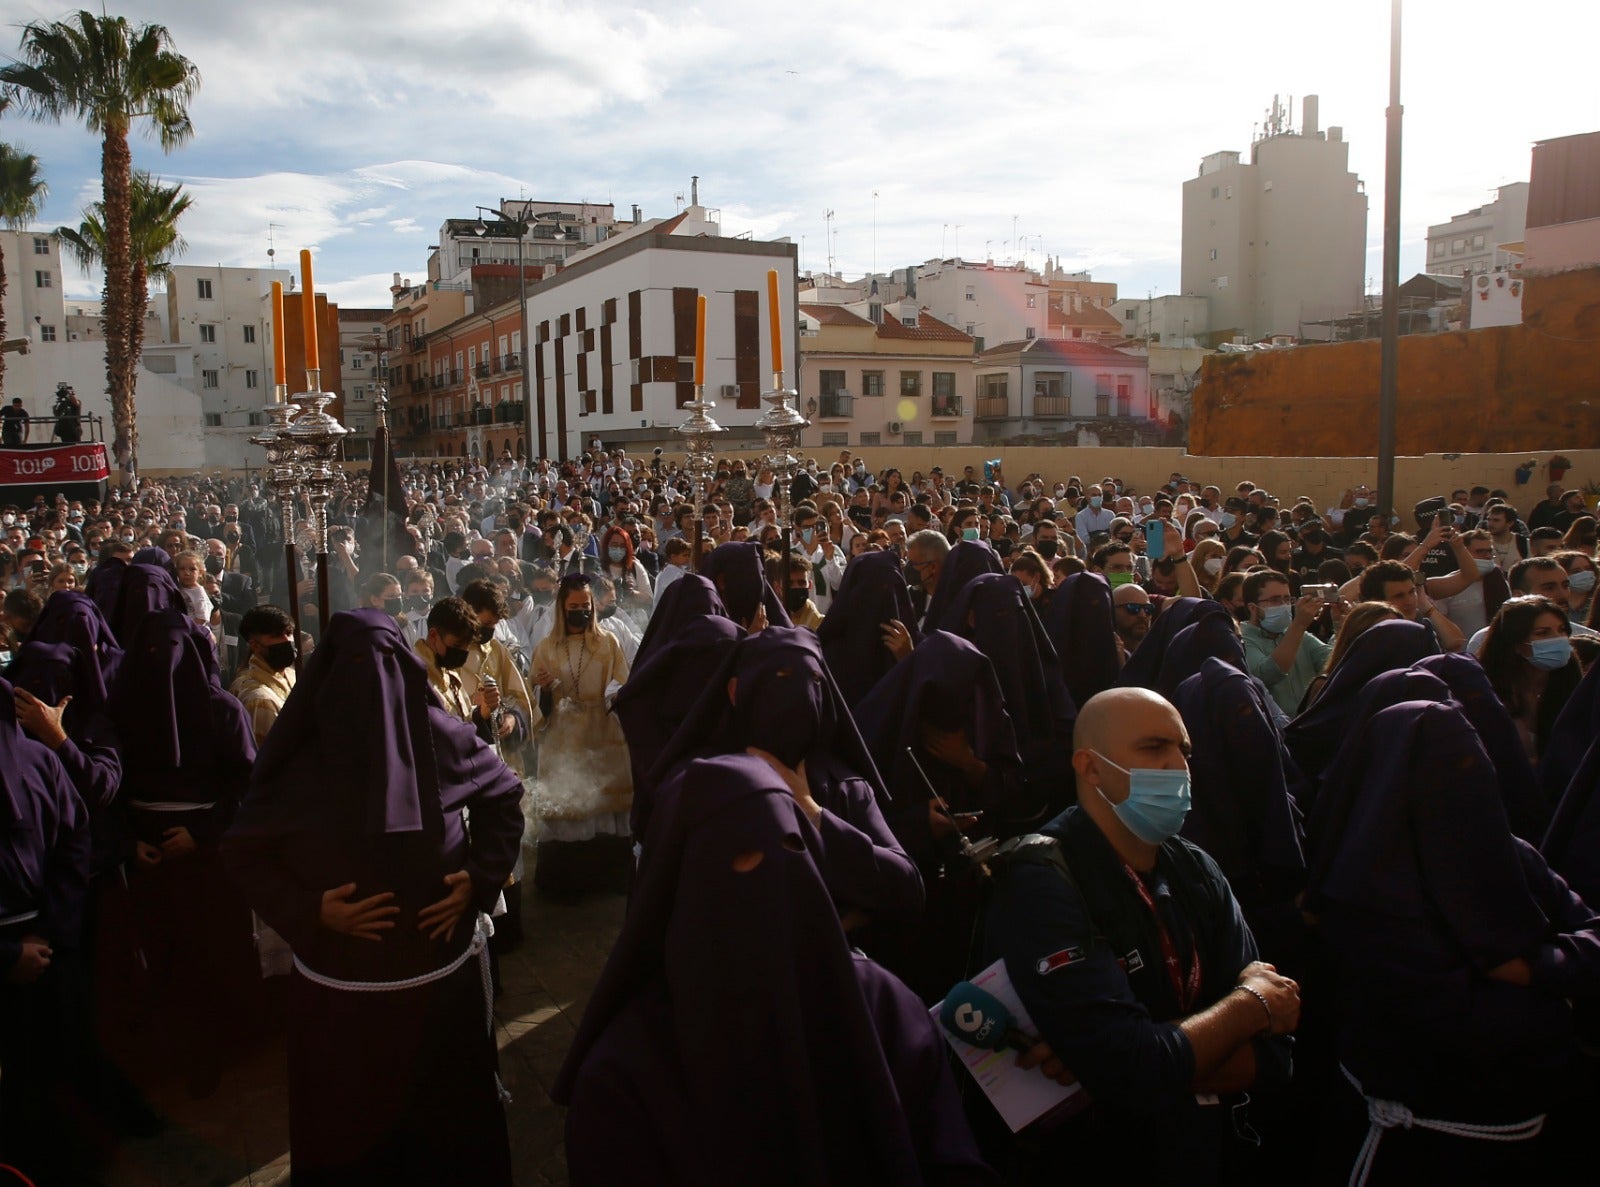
<box><xmin>1112</xmin><ymin>581</ymin><xmax>1155</xmax><ymax>667</ymax></box>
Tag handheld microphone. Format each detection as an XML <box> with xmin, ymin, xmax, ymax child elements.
<box><xmin>939</xmin><ymin>980</ymin><xmax>1037</xmax><ymax>1054</ymax></box>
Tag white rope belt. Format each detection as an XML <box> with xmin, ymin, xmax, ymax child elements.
<box><xmin>0</xmin><ymin>910</ymin><xmax>39</xmax><ymax>928</ymax></box>
<box><xmin>1341</xmin><ymin>1065</ymin><xmax>1545</xmax><ymax>1187</ymax></box>
<box><xmin>293</xmin><ymin>913</ymin><xmax>510</xmax><ymax>1104</ymax></box>
<box><xmin>128</xmin><ymin>800</ymin><xmax>217</xmax><ymax>812</ymax></box>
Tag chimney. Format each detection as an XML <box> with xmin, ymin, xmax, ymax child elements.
<box><xmin>905</xmin><ymin>265</ymin><xmax>917</xmax><ymax>299</ymax></box>
<box><xmin>632</xmin><ymin>204</ymin><xmax>641</xmax><ymax>224</ymax></box>
<box><xmin>1303</xmin><ymin>95</ymin><xmax>1320</xmax><ymax>138</ymax></box>
<box><xmin>690</xmin><ymin>175</ymin><xmax>699</xmax><ymax>206</ymax></box>
<box><xmin>1328</xmin><ymin>126</ymin><xmax>1343</xmax><ymax>143</ymax></box>
<box><xmin>391</xmin><ymin>271</ymin><xmax>402</xmax><ymax>294</ymax></box>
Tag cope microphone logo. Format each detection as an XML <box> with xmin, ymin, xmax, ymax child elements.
<box><xmin>952</xmin><ymin>1001</ymin><xmax>998</xmax><ymax>1046</ymax></box>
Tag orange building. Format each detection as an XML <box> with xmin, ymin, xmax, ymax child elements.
<box><xmin>423</xmin><ymin>297</ymin><xmax>527</xmax><ymax>461</ymax></box>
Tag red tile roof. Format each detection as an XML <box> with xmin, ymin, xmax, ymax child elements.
<box><xmin>801</xmin><ymin>303</ymin><xmax>874</xmax><ymax>327</ymax></box>
<box><xmin>874</xmin><ymin>308</ymin><xmax>974</xmax><ymax>343</ymax></box>
<box><xmin>978</xmin><ymin>338</ymin><xmax>1144</xmax><ymax>363</ymax></box>
<box><xmin>1048</xmin><ymin>302</ymin><xmax>1123</xmax><ymax>331</ymax></box>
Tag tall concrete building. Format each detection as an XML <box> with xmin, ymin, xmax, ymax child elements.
<box><xmin>1181</xmin><ymin>95</ymin><xmax>1368</xmax><ymax>342</ymax></box>
<box><xmin>1426</xmin><ymin>182</ymin><xmax>1528</xmax><ymax>277</ymax></box>
<box><xmin>165</xmin><ymin>264</ymin><xmax>278</xmax><ymax>466</ymax></box>
<box><xmin>338</xmin><ymin>307</ymin><xmax>390</xmax><ymax>457</ymax></box>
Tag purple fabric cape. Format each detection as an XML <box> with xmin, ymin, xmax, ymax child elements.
<box><xmin>1040</xmin><ymin>571</ymin><xmax>1120</xmax><ymax>710</ymax></box>
<box><xmin>614</xmin><ymin>613</ymin><xmax>744</xmax><ymax>836</ymax></box>
<box><xmin>553</xmin><ymin>754</ymin><xmax>935</xmax><ymax>1184</ymax></box>
<box><xmin>1117</xmin><ymin>596</ymin><xmax>1227</xmax><ymax>691</ymax></box>
<box><xmin>1283</xmin><ymin>619</ymin><xmax>1439</xmax><ymax>784</ymax></box>
<box><xmin>1156</xmin><ymin>608</ymin><xmax>1247</xmax><ymax>699</ymax></box>
<box><xmin>633</xmin><ymin>574</ymin><xmax>732</xmax><ymax>670</ymax></box>
<box><xmin>9</xmin><ymin>639</ymin><xmax>112</xmax><ymax>737</ymax></box>
<box><xmin>1413</xmin><ymin>653</ymin><xmax>1551</xmax><ymax>843</ymax></box>
<box><xmin>1538</xmin><ymin>653</ymin><xmax>1600</xmax><ymax>807</ymax></box>
<box><xmin>942</xmin><ymin>573</ymin><xmax>1076</xmax><ymax>749</ymax></box>
<box><xmin>1171</xmin><ymin>657</ymin><xmax>1306</xmax><ymax>914</ymax></box>
<box><xmin>28</xmin><ymin>589</ymin><xmax>122</xmax><ymax>710</ymax></box>
<box><xmin>84</xmin><ymin>554</ymin><xmax>128</xmax><ymax>623</ymax></box>
<box><xmin>1304</xmin><ymin>700</ymin><xmax>1548</xmax><ymax>965</ymax></box>
<box><xmin>107</xmin><ymin>561</ymin><xmax>184</xmax><ymax>647</ymax></box>
<box><xmin>921</xmin><ymin>540</ymin><xmax>1000</xmax><ymax>634</ymax></box>
<box><xmin>703</xmin><ymin>541</ymin><xmax>792</xmax><ymax>629</ymax></box>
<box><xmin>816</xmin><ymin>550</ymin><xmax>921</xmax><ymax>707</ymax></box>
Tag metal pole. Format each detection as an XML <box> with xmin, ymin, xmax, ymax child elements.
<box><xmin>1377</xmin><ymin>0</ymin><xmax>1403</xmax><ymax>520</ymax></box>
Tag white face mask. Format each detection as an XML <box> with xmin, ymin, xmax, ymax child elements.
<box><xmin>1203</xmin><ymin>556</ymin><xmax>1224</xmax><ymax>576</ymax></box>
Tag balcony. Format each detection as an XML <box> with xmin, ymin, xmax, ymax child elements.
<box><xmin>494</xmin><ymin>400</ymin><xmax>525</xmax><ymax>423</ymax></box>
<box><xmin>475</xmin><ymin>362</ymin><xmax>491</xmax><ymax>379</ymax></box>
<box><xmin>1033</xmin><ymin>395</ymin><xmax>1072</xmax><ymax>418</ymax></box>
<box><xmin>470</xmin><ymin>405</ymin><xmax>492</xmax><ymax>425</ymax></box>
<box><xmin>817</xmin><ymin>392</ymin><xmax>854</xmax><ymax>419</ymax></box>
<box><xmin>930</xmin><ymin>398</ymin><xmax>963</xmax><ymax>418</ymax></box>
<box><xmin>409</xmin><ymin>335</ymin><xmax>426</xmax><ymax>354</ymax></box>
<box><xmin>500</xmin><ymin>352</ymin><xmax>521</xmax><ymax>372</ymax></box>
<box><xmin>975</xmin><ymin>397</ymin><xmax>1009</xmax><ymax>420</ymax></box>
<box><xmin>409</xmin><ymin>378</ymin><xmax>426</xmax><ymax>395</ymax></box>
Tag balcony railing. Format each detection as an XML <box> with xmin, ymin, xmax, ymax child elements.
<box><xmin>1033</xmin><ymin>395</ymin><xmax>1072</xmax><ymax>418</ymax></box>
<box><xmin>475</xmin><ymin>362</ymin><xmax>491</xmax><ymax>379</ymax></box>
<box><xmin>817</xmin><ymin>392</ymin><xmax>854</xmax><ymax>419</ymax></box>
<box><xmin>930</xmin><ymin>398</ymin><xmax>963</xmax><ymax>418</ymax></box>
<box><xmin>494</xmin><ymin>400</ymin><xmax>525</xmax><ymax>423</ymax></box>
<box><xmin>500</xmin><ymin>352</ymin><xmax>521</xmax><ymax>371</ymax></box>
<box><xmin>975</xmin><ymin>396</ymin><xmax>1009</xmax><ymax>420</ymax></box>
<box><xmin>409</xmin><ymin>378</ymin><xmax>426</xmax><ymax>395</ymax></box>
<box><xmin>409</xmin><ymin>335</ymin><xmax>426</xmax><ymax>353</ymax></box>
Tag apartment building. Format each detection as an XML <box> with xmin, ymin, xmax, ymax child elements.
<box><xmin>1426</xmin><ymin>182</ymin><xmax>1529</xmax><ymax>278</ymax></box>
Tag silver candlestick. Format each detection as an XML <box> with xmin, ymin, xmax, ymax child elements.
<box><xmin>754</xmin><ymin>369</ymin><xmax>808</xmax><ymax>538</ymax></box>
<box><xmin>674</xmin><ymin>383</ymin><xmax>727</xmax><ymax>561</ymax></box>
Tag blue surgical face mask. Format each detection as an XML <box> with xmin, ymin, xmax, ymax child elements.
<box><xmin>1092</xmin><ymin>751</ymin><xmax>1191</xmax><ymax>844</ymax></box>
<box><xmin>1474</xmin><ymin>558</ymin><xmax>1498</xmax><ymax>576</ymax></box>
<box><xmin>1569</xmin><ymin>569</ymin><xmax>1596</xmax><ymax>594</ymax></box>
<box><xmin>962</xmin><ymin>527</ymin><xmax>980</xmax><ymax>542</ymax></box>
<box><xmin>1218</xmin><ymin>512</ymin><xmax>1236</xmax><ymax>530</ymax></box>
<box><xmin>1259</xmin><ymin>603</ymin><xmax>1294</xmax><ymax>634</ymax></box>
<box><xmin>1353</xmin><ymin>497</ymin><xmax>1370</xmax><ymax>508</ymax></box>
<box><xmin>1528</xmin><ymin>637</ymin><xmax>1573</xmax><ymax>671</ymax></box>
<box><xmin>1089</xmin><ymin>495</ymin><xmax>1103</xmax><ymax>509</ymax></box>
<box><xmin>607</xmin><ymin>545</ymin><xmax>626</xmax><ymax>563</ymax></box>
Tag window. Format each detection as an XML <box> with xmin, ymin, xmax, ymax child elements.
<box><xmin>901</xmin><ymin>316</ymin><xmax>917</xmax><ymax>328</ymax></box>
<box><xmin>630</xmin><ymin>359</ymin><xmax>642</xmax><ymax>384</ymax></box>
<box><xmin>32</xmin><ymin>237</ymin><xmax>49</xmax><ymax>255</ymax></box>
<box><xmin>819</xmin><ymin>369</ymin><xmax>847</xmax><ymax>396</ymax></box>
<box><xmin>1210</xmin><ymin>185</ymin><xmax>1220</xmax><ymax>199</ymax></box>
<box><xmin>1025</xmin><ymin>327</ymin><xmax>1036</xmax><ymax>340</ymax></box>
<box><xmin>821</xmin><ymin>432</ymin><xmax>849</xmax><ymax>447</ymax></box>
<box><xmin>965</xmin><ymin>286</ymin><xmax>976</xmax><ymax>301</ymax></box>
<box><xmin>899</xmin><ymin>371</ymin><xmax>921</xmax><ymax>397</ymax></box>
<box><xmin>980</xmin><ymin>374</ymin><xmax>1008</xmax><ymax>399</ymax></box>
<box><xmin>902</xmin><ymin>428</ymin><xmax>924</xmax><ymax>446</ymax></box>
<box><xmin>1432</xmin><ymin>241</ymin><xmax>1445</xmax><ymax>258</ymax></box>
<box><xmin>245</xmin><ymin>369</ymin><xmax>259</xmax><ymax>389</ymax></box>
<box><xmin>859</xmin><ymin>432</ymin><xmax>881</xmax><ymax>447</ymax></box>
<box><xmin>861</xmin><ymin>370</ymin><xmax>885</xmax><ymax>397</ymax></box>
<box><xmin>1451</xmin><ymin>238</ymin><xmax>1465</xmax><ymax>254</ymax></box>
<box><xmin>38</xmin><ymin>324</ymin><xmax>56</xmax><ymax>342</ymax></box>
<box><xmin>1225</xmin><ymin>185</ymin><xmax>1233</xmax><ymax>199</ymax></box>
<box><xmin>1473</xmin><ymin>233</ymin><xmax>1486</xmax><ymax>249</ymax></box>
<box><xmin>1209</xmin><ymin>248</ymin><xmax>1218</xmax><ymax>261</ymax></box>
<box><xmin>247</xmin><ymin>412</ymin><xmax>266</xmax><ymax>427</ymax></box>
<box><xmin>1117</xmin><ymin>376</ymin><xmax>1132</xmax><ymax>417</ymax></box>
<box><xmin>1026</xmin><ymin>295</ymin><xmax>1037</xmax><ymax>309</ymax></box>
<box><xmin>197</xmin><ymin>279</ymin><xmax>213</xmax><ymax>300</ymax></box>
<box><xmin>203</xmin><ymin>413</ymin><xmax>222</xmax><ymax>427</ymax></box>
<box><xmin>1035</xmin><ymin>372</ymin><xmax>1065</xmax><ymax>398</ymax></box>
<box><xmin>202</xmin><ymin>369</ymin><xmax>219</xmax><ymax>388</ymax></box>
<box><xmin>243</xmin><ymin>325</ymin><xmax>256</xmax><ymax>343</ymax></box>
<box><xmin>199</xmin><ymin>323</ymin><xmax>216</xmax><ymax>343</ymax></box>
<box><xmin>34</xmin><ymin>270</ymin><xmax>51</xmax><ymax>288</ymax></box>
<box><xmin>932</xmin><ymin>372</ymin><xmax>956</xmax><ymax>399</ymax></box>
<box><xmin>935</xmin><ymin>430</ymin><xmax>957</xmax><ymax>446</ymax></box>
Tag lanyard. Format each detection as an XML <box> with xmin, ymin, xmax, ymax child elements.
<box><xmin>1121</xmin><ymin>862</ymin><xmax>1202</xmax><ymax>1014</ymax></box>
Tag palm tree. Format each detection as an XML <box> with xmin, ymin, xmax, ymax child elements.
<box><xmin>1</xmin><ymin>12</ymin><xmax>199</xmax><ymax>482</ymax></box>
<box><xmin>0</xmin><ymin>96</ymin><xmax>48</xmax><ymax>399</ymax></box>
<box><xmin>58</xmin><ymin>172</ymin><xmax>193</xmax><ymax>411</ymax></box>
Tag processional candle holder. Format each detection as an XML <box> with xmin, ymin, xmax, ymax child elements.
<box><xmin>754</xmin><ymin>369</ymin><xmax>808</xmax><ymax>552</ymax></box>
<box><xmin>674</xmin><ymin>383</ymin><xmax>727</xmax><ymax>569</ymax></box>
<box><xmin>284</xmin><ymin>370</ymin><xmax>349</xmax><ymax>632</ymax></box>
<box><xmin>252</xmin><ymin>383</ymin><xmax>305</xmax><ymax>666</ymax></box>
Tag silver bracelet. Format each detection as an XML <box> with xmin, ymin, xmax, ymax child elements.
<box><xmin>1234</xmin><ymin>983</ymin><xmax>1273</xmax><ymax>1032</ymax></box>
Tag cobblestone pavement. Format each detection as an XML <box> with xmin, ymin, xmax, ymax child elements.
<box><xmin>102</xmin><ymin>888</ymin><xmax>627</xmax><ymax>1187</ymax></box>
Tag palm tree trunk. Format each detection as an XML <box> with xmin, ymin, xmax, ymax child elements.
<box><xmin>101</xmin><ymin>122</ymin><xmax>134</xmax><ymax>485</ymax></box>
<box><xmin>129</xmin><ymin>258</ymin><xmax>148</xmax><ymax>445</ymax></box>
<box><xmin>0</xmin><ymin>238</ymin><xmax>8</xmax><ymax>399</ymax></box>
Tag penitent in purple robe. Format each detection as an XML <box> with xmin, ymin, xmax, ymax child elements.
<box><xmin>223</xmin><ymin>609</ymin><xmax>523</xmax><ymax>1186</ymax></box>
<box><xmin>556</xmin><ymin>754</ymin><xmax>999</xmax><ymax>1187</ymax></box>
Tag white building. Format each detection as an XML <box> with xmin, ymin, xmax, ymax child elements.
<box><xmin>522</xmin><ymin>207</ymin><xmax>797</xmax><ymax>461</ymax></box>
<box><xmin>64</xmin><ymin>295</ymin><xmax>166</xmax><ymax>347</ymax></box>
<box><xmin>0</xmin><ymin>228</ymin><xmax>66</xmax><ymax>350</ymax></box>
<box><xmin>1426</xmin><ymin>182</ymin><xmax>1529</xmax><ymax>278</ymax></box>
<box><xmin>972</xmin><ymin>338</ymin><xmax>1154</xmax><ymax>443</ymax></box>
<box><xmin>912</xmin><ymin>259</ymin><xmax>1049</xmax><ymax>352</ymax></box>
<box><xmin>164</xmin><ymin>264</ymin><xmax>279</xmax><ymax>467</ymax></box>
<box><xmin>434</xmin><ymin>200</ymin><xmax>628</xmax><ymax>287</ymax></box>
<box><xmin>338</xmin><ymin>307</ymin><xmax>389</xmax><ymax>457</ymax></box>
<box><xmin>1181</xmin><ymin>94</ymin><xmax>1369</xmax><ymax>342</ymax></box>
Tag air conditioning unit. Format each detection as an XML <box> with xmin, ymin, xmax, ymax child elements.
<box><xmin>720</xmin><ymin>384</ymin><xmax>738</xmax><ymax>397</ymax></box>
<box><xmin>887</xmin><ymin>421</ymin><xmax>903</xmax><ymax>435</ymax></box>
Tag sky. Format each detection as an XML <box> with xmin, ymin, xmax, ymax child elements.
<box><xmin>4</xmin><ymin>0</ymin><xmax>1598</xmax><ymax>309</ymax></box>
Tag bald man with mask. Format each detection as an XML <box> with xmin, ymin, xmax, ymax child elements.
<box><xmin>983</xmin><ymin>688</ymin><xmax>1300</xmax><ymax>1183</ymax></box>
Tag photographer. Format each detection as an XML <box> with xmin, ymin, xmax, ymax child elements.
<box><xmin>52</xmin><ymin>383</ymin><xmax>81</xmax><ymax>444</ymax></box>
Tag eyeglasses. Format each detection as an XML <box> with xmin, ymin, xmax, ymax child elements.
<box><xmin>1118</xmin><ymin>603</ymin><xmax>1156</xmax><ymax>616</ymax></box>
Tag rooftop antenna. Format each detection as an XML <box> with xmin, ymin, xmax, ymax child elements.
<box><xmin>673</xmin><ymin>190</ymin><xmax>685</xmax><ymax>211</ymax></box>
<box><xmin>871</xmin><ymin>190</ymin><xmax>879</xmax><ymax>277</ymax></box>
<box><xmin>824</xmin><ymin>209</ymin><xmax>836</xmax><ymax>278</ymax></box>
<box><xmin>267</xmin><ymin>222</ymin><xmax>283</xmax><ymax>270</ymax></box>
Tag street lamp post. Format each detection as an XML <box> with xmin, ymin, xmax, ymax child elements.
<box><xmin>475</xmin><ymin>204</ymin><xmax>538</xmax><ymax>465</ymax></box>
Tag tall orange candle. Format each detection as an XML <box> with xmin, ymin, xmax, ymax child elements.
<box><xmin>694</xmin><ymin>293</ymin><xmax>708</xmax><ymax>388</ymax></box>
<box><xmin>270</xmin><ymin>280</ymin><xmax>287</xmax><ymax>389</ymax></box>
<box><xmin>766</xmin><ymin>269</ymin><xmax>783</xmax><ymax>374</ymax></box>
<box><xmin>299</xmin><ymin>249</ymin><xmax>319</xmax><ymax>373</ymax></box>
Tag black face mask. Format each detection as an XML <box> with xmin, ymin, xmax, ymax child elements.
<box><xmin>204</xmin><ymin>555</ymin><xmax>224</xmax><ymax>575</ymax></box>
<box><xmin>784</xmin><ymin>585</ymin><xmax>810</xmax><ymax>614</ymax></box>
<box><xmin>1035</xmin><ymin>538</ymin><xmax>1058</xmax><ymax>559</ymax></box>
<box><xmin>263</xmin><ymin>640</ymin><xmax>297</xmax><ymax>671</ymax></box>
<box><xmin>566</xmin><ymin>610</ymin><xmax>593</xmax><ymax>632</ymax></box>
<box><xmin>905</xmin><ymin>563</ymin><xmax>924</xmax><ymax>588</ymax></box>
<box><xmin>437</xmin><ymin>644</ymin><xmax>470</xmax><ymax>670</ymax></box>
<box><xmin>405</xmin><ymin>595</ymin><xmax>430</xmax><ymax>613</ymax></box>
<box><xmin>598</xmin><ymin>603</ymin><xmax>618</xmax><ymax>621</ymax></box>
<box><xmin>475</xmin><ymin>624</ymin><xmax>495</xmax><ymax>645</ymax></box>
<box><xmin>531</xmin><ymin>588</ymin><xmax>555</xmax><ymax>606</ymax></box>
<box><xmin>383</xmin><ymin>597</ymin><xmax>404</xmax><ymax>616</ymax></box>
